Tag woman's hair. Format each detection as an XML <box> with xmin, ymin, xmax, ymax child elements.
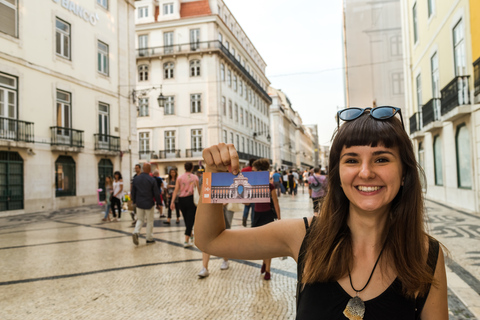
<box><xmin>105</xmin><ymin>176</ymin><xmax>112</xmax><ymax>186</ymax></box>
<box><xmin>252</xmin><ymin>158</ymin><xmax>270</xmax><ymax>171</ymax></box>
<box><xmin>114</xmin><ymin>171</ymin><xmax>122</xmax><ymax>180</ymax></box>
<box><xmin>168</xmin><ymin>167</ymin><xmax>178</xmax><ymax>181</ymax></box>
<box><xmin>302</xmin><ymin>112</ymin><xmax>434</xmax><ymax>297</ymax></box>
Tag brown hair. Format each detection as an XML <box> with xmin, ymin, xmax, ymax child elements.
<box><xmin>252</xmin><ymin>158</ymin><xmax>270</xmax><ymax>171</ymax></box>
<box><xmin>168</xmin><ymin>167</ymin><xmax>178</xmax><ymax>182</ymax></box>
<box><xmin>302</xmin><ymin>112</ymin><xmax>435</xmax><ymax>297</ymax></box>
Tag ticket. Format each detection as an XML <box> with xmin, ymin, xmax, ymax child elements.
<box><xmin>201</xmin><ymin>171</ymin><xmax>270</xmax><ymax>203</ymax></box>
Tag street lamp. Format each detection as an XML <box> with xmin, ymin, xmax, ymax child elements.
<box><xmin>253</xmin><ymin>131</ymin><xmax>271</xmax><ymax>142</ymax></box>
<box><xmin>131</xmin><ymin>85</ymin><xmax>166</xmax><ymax>108</ymax></box>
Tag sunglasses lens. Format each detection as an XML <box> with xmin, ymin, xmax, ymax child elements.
<box><xmin>339</xmin><ymin>108</ymin><xmax>364</xmax><ymax>121</ymax></box>
<box><xmin>371</xmin><ymin>107</ymin><xmax>396</xmax><ymax>119</ymax></box>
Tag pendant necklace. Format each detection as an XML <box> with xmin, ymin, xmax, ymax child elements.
<box><xmin>343</xmin><ymin>243</ymin><xmax>386</xmax><ymax>320</ymax></box>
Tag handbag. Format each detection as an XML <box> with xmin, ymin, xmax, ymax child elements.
<box><xmin>226</xmin><ymin>202</ymin><xmax>243</xmax><ymax>212</ymax></box>
<box><xmin>193</xmin><ymin>188</ymin><xmax>200</xmax><ymax>206</ymax></box>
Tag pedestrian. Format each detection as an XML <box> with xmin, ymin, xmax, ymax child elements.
<box><xmin>111</xmin><ymin>171</ymin><xmax>123</xmax><ymax>221</ymax></box>
<box><xmin>272</xmin><ymin>169</ymin><xmax>282</xmax><ymax>197</ymax></box>
<box><xmin>292</xmin><ymin>169</ymin><xmax>300</xmax><ymax>195</ymax></box>
<box><xmin>195</xmin><ymin>106</ymin><xmax>448</xmax><ymax>319</ymax></box>
<box><xmin>130</xmin><ymin>164</ymin><xmax>141</xmax><ymax>224</ymax></box>
<box><xmin>308</xmin><ymin>167</ymin><xmax>327</xmax><ymax>215</ymax></box>
<box><xmin>131</xmin><ymin>163</ymin><xmax>161</xmax><ymax>246</ymax></box>
<box><xmin>287</xmin><ymin>170</ymin><xmax>295</xmax><ymax>195</ymax></box>
<box><xmin>241</xmin><ymin>158</ymin><xmax>256</xmax><ymax>227</ymax></box>
<box><xmin>164</xmin><ymin>167</ymin><xmax>180</xmax><ymax>225</ymax></box>
<box><xmin>101</xmin><ymin>176</ymin><xmax>113</xmax><ymax>222</ymax></box>
<box><xmin>153</xmin><ymin>169</ymin><xmax>165</xmax><ymax>218</ymax></box>
<box><xmin>170</xmin><ymin>162</ymin><xmax>200</xmax><ymax>248</ymax></box>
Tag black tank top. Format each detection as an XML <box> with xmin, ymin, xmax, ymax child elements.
<box><xmin>296</xmin><ymin>217</ymin><xmax>439</xmax><ymax>320</ymax></box>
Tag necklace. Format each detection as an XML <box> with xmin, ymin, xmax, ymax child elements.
<box><xmin>343</xmin><ymin>243</ymin><xmax>386</xmax><ymax>320</ymax></box>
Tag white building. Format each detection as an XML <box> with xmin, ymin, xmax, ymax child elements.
<box><xmin>134</xmin><ymin>0</ymin><xmax>272</xmax><ymax>174</ymax></box>
<box><xmin>0</xmin><ymin>0</ymin><xmax>137</xmax><ymax>214</ymax></box>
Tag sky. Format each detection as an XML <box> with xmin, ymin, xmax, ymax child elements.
<box><xmin>224</xmin><ymin>0</ymin><xmax>345</xmax><ymax>145</ymax></box>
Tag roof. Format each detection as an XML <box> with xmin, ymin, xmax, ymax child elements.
<box><xmin>180</xmin><ymin>0</ymin><xmax>211</xmax><ymax>18</ymax></box>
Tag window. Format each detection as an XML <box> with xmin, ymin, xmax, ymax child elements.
<box><xmin>225</xmin><ymin>41</ymin><xmax>229</xmax><ymax>50</ymax></box>
<box><xmin>165</xmin><ymin>131</ymin><xmax>175</xmax><ymax>151</ymax></box>
<box><xmin>97</xmin><ymin>0</ymin><xmax>107</xmax><ymax>9</ymax></box>
<box><xmin>139</xmin><ymin>132</ymin><xmax>149</xmax><ymax>152</ymax></box>
<box><xmin>390</xmin><ymin>35</ymin><xmax>402</xmax><ymax>56</ymax></box>
<box><xmin>0</xmin><ymin>73</ymin><xmax>17</xmax><ymax>122</ymax></box>
<box><xmin>138</xmin><ymin>65</ymin><xmax>149</xmax><ymax>81</ymax></box>
<box><xmin>235</xmin><ymin>104</ymin><xmax>238</xmax><ymax>122</ymax></box>
<box><xmin>138</xmin><ymin>6</ymin><xmax>148</xmax><ymax>18</ymax></box>
<box><xmin>55</xmin><ymin>156</ymin><xmax>76</xmax><ymax>197</ymax></box>
<box><xmin>428</xmin><ymin>0</ymin><xmax>435</xmax><ymax>18</ymax></box>
<box><xmin>249</xmin><ymin>114</ymin><xmax>253</xmax><ymax>129</ymax></box>
<box><xmin>412</xmin><ymin>3</ymin><xmax>418</xmax><ymax>43</ymax></box>
<box><xmin>254</xmin><ymin>116</ymin><xmax>257</xmax><ymax>131</ymax></box>
<box><xmin>227</xmin><ymin>69</ymin><xmax>231</xmax><ymax>86</ymax></box>
<box><xmin>433</xmin><ymin>135</ymin><xmax>443</xmax><ymax>186</ymax></box>
<box><xmin>191</xmin><ymin>94</ymin><xmax>201</xmax><ymax>113</ymax></box>
<box><xmin>239</xmin><ymin>81</ymin><xmax>243</xmax><ymax>96</ymax></box>
<box><xmin>223</xmin><ymin>130</ymin><xmax>227</xmax><ymax>143</ymax></box>
<box><xmin>138</xmin><ymin>98</ymin><xmax>149</xmax><ymax>117</ymax></box>
<box><xmin>97</xmin><ymin>41</ymin><xmax>109</xmax><ymax>75</ymax></box>
<box><xmin>164</xmin><ymin>62</ymin><xmax>174</xmax><ymax>79</ymax></box>
<box><xmin>247</xmin><ymin>138</ymin><xmax>250</xmax><ymax>154</ymax></box>
<box><xmin>98</xmin><ymin>102</ymin><xmax>109</xmax><ymax>141</ymax></box>
<box><xmin>163</xmin><ymin>3</ymin><xmax>173</xmax><ymax>15</ymax></box>
<box><xmin>220</xmin><ymin>64</ymin><xmax>225</xmax><ymax>81</ymax></box>
<box><xmin>456</xmin><ymin>125</ymin><xmax>472</xmax><ymax>188</ymax></box>
<box><xmin>431</xmin><ymin>52</ymin><xmax>440</xmax><ymax>103</ymax></box>
<box><xmin>416</xmin><ymin>74</ymin><xmax>422</xmax><ymax>108</ymax></box>
<box><xmin>240</xmin><ymin>107</ymin><xmax>244</xmax><ymax>125</ymax></box>
<box><xmin>218</xmin><ymin>5</ymin><xmax>222</xmax><ymax>17</ymax></box>
<box><xmin>218</xmin><ymin>32</ymin><xmax>223</xmax><ymax>43</ymax></box>
<box><xmin>56</xmin><ymin>90</ymin><xmax>71</xmax><ymax>132</ymax></box>
<box><xmin>222</xmin><ymin>96</ymin><xmax>226</xmax><ymax>116</ymax></box>
<box><xmin>165</xmin><ymin>96</ymin><xmax>174</xmax><ymax>115</ymax></box>
<box><xmin>228</xmin><ymin>100</ymin><xmax>232</xmax><ymax>119</ymax></box>
<box><xmin>190</xmin><ymin>60</ymin><xmax>200</xmax><ymax>77</ymax></box>
<box><xmin>138</xmin><ymin>35</ymin><xmax>148</xmax><ymax>56</ymax></box>
<box><xmin>236</xmin><ymin>134</ymin><xmax>239</xmax><ymax>149</ymax></box>
<box><xmin>241</xmin><ymin>137</ymin><xmax>245</xmax><ymax>152</ymax></box>
<box><xmin>245</xmin><ymin>111</ymin><xmax>249</xmax><ymax>127</ymax></box>
<box><xmin>0</xmin><ymin>0</ymin><xmax>18</xmax><ymax>38</ymax></box>
<box><xmin>164</xmin><ymin>32</ymin><xmax>173</xmax><ymax>53</ymax></box>
<box><xmin>453</xmin><ymin>19</ymin><xmax>466</xmax><ymax>76</ymax></box>
<box><xmin>392</xmin><ymin>72</ymin><xmax>404</xmax><ymax>95</ymax></box>
<box><xmin>192</xmin><ymin>129</ymin><xmax>202</xmax><ymax>150</ymax></box>
<box><xmin>233</xmin><ymin>75</ymin><xmax>237</xmax><ymax>91</ymax></box>
<box><xmin>190</xmin><ymin>29</ymin><xmax>200</xmax><ymax>50</ymax></box>
<box><xmin>55</xmin><ymin>18</ymin><xmax>71</xmax><ymax>59</ymax></box>
<box><xmin>230</xmin><ymin>132</ymin><xmax>234</xmax><ymax>144</ymax></box>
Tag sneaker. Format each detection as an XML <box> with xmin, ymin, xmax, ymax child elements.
<box><xmin>220</xmin><ymin>260</ymin><xmax>229</xmax><ymax>270</ymax></box>
<box><xmin>198</xmin><ymin>267</ymin><xmax>209</xmax><ymax>278</ymax></box>
<box><xmin>146</xmin><ymin>240</ymin><xmax>155</xmax><ymax>244</ymax></box>
<box><xmin>264</xmin><ymin>271</ymin><xmax>271</xmax><ymax>281</ymax></box>
<box><xmin>132</xmin><ymin>233</ymin><xmax>139</xmax><ymax>246</ymax></box>
<box><xmin>184</xmin><ymin>242</ymin><xmax>192</xmax><ymax>248</ymax></box>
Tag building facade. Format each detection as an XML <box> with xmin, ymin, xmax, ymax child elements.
<box><xmin>343</xmin><ymin>0</ymin><xmax>405</xmax><ymax>109</ymax></box>
<box><xmin>401</xmin><ymin>0</ymin><xmax>479</xmax><ymax>212</ymax></box>
<box><xmin>134</xmin><ymin>0</ymin><xmax>272</xmax><ymax>174</ymax></box>
<box><xmin>0</xmin><ymin>0</ymin><xmax>137</xmax><ymax>214</ymax></box>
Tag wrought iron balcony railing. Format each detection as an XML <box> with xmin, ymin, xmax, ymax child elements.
<box><xmin>440</xmin><ymin>75</ymin><xmax>470</xmax><ymax>115</ymax></box>
<box><xmin>139</xmin><ymin>151</ymin><xmax>157</xmax><ymax>160</ymax></box>
<box><xmin>94</xmin><ymin>134</ymin><xmax>120</xmax><ymax>152</ymax></box>
<box><xmin>50</xmin><ymin>126</ymin><xmax>84</xmax><ymax>148</ymax></box>
<box><xmin>0</xmin><ymin>117</ymin><xmax>34</xmax><ymax>142</ymax></box>
<box><xmin>159</xmin><ymin>149</ymin><xmax>181</xmax><ymax>159</ymax></box>
<box><xmin>237</xmin><ymin>151</ymin><xmax>259</xmax><ymax>161</ymax></box>
<box><xmin>422</xmin><ymin>98</ymin><xmax>441</xmax><ymax>127</ymax></box>
<box><xmin>136</xmin><ymin>40</ymin><xmax>272</xmax><ymax>103</ymax></box>
<box><xmin>409</xmin><ymin>111</ymin><xmax>422</xmax><ymax>135</ymax></box>
<box><xmin>185</xmin><ymin>148</ymin><xmax>204</xmax><ymax>158</ymax></box>
<box><xmin>474</xmin><ymin>58</ymin><xmax>480</xmax><ymax>96</ymax></box>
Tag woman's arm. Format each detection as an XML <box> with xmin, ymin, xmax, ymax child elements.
<box><xmin>170</xmin><ymin>179</ymin><xmax>180</xmax><ymax>210</ymax></box>
<box><xmin>420</xmin><ymin>246</ymin><xmax>448</xmax><ymax>320</ymax></box>
<box><xmin>195</xmin><ymin>143</ymin><xmax>305</xmax><ymax>261</ymax></box>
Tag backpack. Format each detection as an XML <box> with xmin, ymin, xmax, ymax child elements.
<box><xmin>310</xmin><ymin>175</ymin><xmax>324</xmax><ymax>192</ymax></box>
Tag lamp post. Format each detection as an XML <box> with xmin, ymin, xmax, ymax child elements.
<box><xmin>131</xmin><ymin>85</ymin><xmax>167</xmax><ymax>108</ymax></box>
<box><xmin>253</xmin><ymin>131</ymin><xmax>271</xmax><ymax>142</ymax></box>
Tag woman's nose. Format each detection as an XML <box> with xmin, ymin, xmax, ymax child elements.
<box><xmin>358</xmin><ymin>163</ymin><xmax>375</xmax><ymax>179</ymax></box>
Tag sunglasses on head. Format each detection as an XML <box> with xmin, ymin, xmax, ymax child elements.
<box><xmin>336</xmin><ymin>106</ymin><xmax>404</xmax><ymax>129</ymax></box>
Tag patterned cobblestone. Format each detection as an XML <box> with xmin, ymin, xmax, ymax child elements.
<box><xmin>0</xmin><ymin>192</ymin><xmax>478</xmax><ymax>319</ymax></box>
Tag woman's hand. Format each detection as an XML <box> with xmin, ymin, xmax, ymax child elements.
<box><xmin>202</xmin><ymin>143</ymin><xmax>240</xmax><ymax>175</ymax></box>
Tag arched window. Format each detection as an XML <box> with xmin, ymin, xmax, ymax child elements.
<box><xmin>190</xmin><ymin>60</ymin><xmax>200</xmax><ymax>77</ymax></box>
<box><xmin>456</xmin><ymin>124</ymin><xmax>472</xmax><ymax>188</ymax></box>
<box><xmin>220</xmin><ymin>63</ymin><xmax>225</xmax><ymax>81</ymax></box>
<box><xmin>55</xmin><ymin>156</ymin><xmax>76</xmax><ymax>197</ymax></box>
<box><xmin>164</xmin><ymin>62</ymin><xmax>174</xmax><ymax>79</ymax></box>
<box><xmin>138</xmin><ymin>65</ymin><xmax>149</xmax><ymax>81</ymax></box>
<box><xmin>433</xmin><ymin>135</ymin><xmax>443</xmax><ymax>186</ymax></box>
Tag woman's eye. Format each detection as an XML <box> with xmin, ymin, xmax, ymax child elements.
<box><xmin>375</xmin><ymin>158</ymin><xmax>389</xmax><ymax>163</ymax></box>
<box><xmin>344</xmin><ymin>158</ymin><xmax>357</xmax><ymax>164</ymax></box>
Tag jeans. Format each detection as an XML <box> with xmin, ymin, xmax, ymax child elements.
<box><xmin>243</xmin><ymin>203</ymin><xmax>255</xmax><ymax>221</ymax></box>
<box><xmin>134</xmin><ymin>206</ymin><xmax>155</xmax><ymax>241</ymax></box>
<box><xmin>104</xmin><ymin>203</ymin><xmax>111</xmax><ymax>219</ymax></box>
<box><xmin>178</xmin><ymin>195</ymin><xmax>196</xmax><ymax>237</ymax></box>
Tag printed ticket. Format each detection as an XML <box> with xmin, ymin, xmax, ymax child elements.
<box><xmin>202</xmin><ymin>171</ymin><xmax>270</xmax><ymax>204</ymax></box>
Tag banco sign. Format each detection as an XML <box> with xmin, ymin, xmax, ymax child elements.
<box><xmin>52</xmin><ymin>0</ymin><xmax>100</xmax><ymax>26</ymax></box>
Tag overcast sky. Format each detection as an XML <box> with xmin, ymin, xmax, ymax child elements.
<box><xmin>224</xmin><ymin>0</ymin><xmax>345</xmax><ymax>145</ymax></box>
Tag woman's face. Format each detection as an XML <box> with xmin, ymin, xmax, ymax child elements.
<box><xmin>170</xmin><ymin>170</ymin><xmax>176</xmax><ymax>178</ymax></box>
<box><xmin>105</xmin><ymin>177</ymin><xmax>111</xmax><ymax>184</ymax></box>
<box><xmin>339</xmin><ymin>144</ymin><xmax>403</xmax><ymax>217</ymax></box>
<box><xmin>114</xmin><ymin>173</ymin><xmax>119</xmax><ymax>180</ymax></box>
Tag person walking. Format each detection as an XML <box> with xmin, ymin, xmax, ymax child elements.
<box><xmin>130</xmin><ymin>164</ymin><xmax>141</xmax><ymax>225</ymax></box>
<box><xmin>111</xmin><ymin>171</ymin><xmax>124</xmax><ymax>221</ymax></box>
<box><xmin>241</xmin><ymin>158</ymin><xmax>255</xmax><ymax>227</ymax></box>
<box><xmin>308</xmin><ymin>167</ymin><xmax>327</xmax><ymax>215</ymax></box>
<box><xmin>170</xmin><ymin>162</ymin><xmax>200</xmax><ymax>247</ymax></box>
<box><xmin>282</xmin><ymin>170</ymin><xmax>288</xmax><ymax>194</ymax></box>
<box><xmin>272</xmin><ymin>170</ymin><xmax>282</xmax><ymax>197</ymax></box>
<box><xmin>131</xmin><ymin>163</ymin><xmax>161</xmax><ymax>246</ymax></box>
<box><xmin>153</xmin><ymin>170</ymin><xmax>165</xmax><ymax>218</ymax></box>
<box><xmin>292</xmin><ymin>169</ymin><xmax>300</xmax><ymax>195</ymax></box>
<box><xmin>164</xmin><ymin>167</ymin><xmax>180</xmax><ymax>225</ymax></box>
<box><xmin>102</xmin><ymin>176</ymin><xmax>113</xmax><ymax>222</ymax></box>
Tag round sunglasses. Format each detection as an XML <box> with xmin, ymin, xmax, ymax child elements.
<box><xmin>336</xmin><ymin>106</ymin><xmax>404</xmax><ymax>129</ymax></box>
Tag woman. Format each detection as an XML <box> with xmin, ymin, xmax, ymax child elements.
<box><xmin>164</xmin><ymin>168</ymin><xmax>181</xmax><ymax>225</ymax></box>
<box><xmin>282</xmin><ymin>170</ymin><xmax>288</xmax><ymax>194</ymax></box>
<box><xmin>102</xmin><ymin>176</ymin><xmax>113</xmax><ymax>222</ymax></box>
<box><xmin>195</xmin><ymin>107</ymin><xmax>448</xmax><ymax>319</ymax></box>
<box><xmin>251</xmin><ymin>158</ymin><xmax>281</xmax><ymax>280</ymax></box>
<box><xmin>170</xmin><ymin>162</ymin><xmax>200</xmax><ymax>247</ymax></box>
<box><xmin>111</xmin><ymin>171</ymin><xmax>123</xmax><ymax>221</ymax></box>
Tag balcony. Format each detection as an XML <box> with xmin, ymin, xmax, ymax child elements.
<box><xmin>185</xmin><ymin>148</ymin><xmax>203</xmax><ymax>158</ymax></box>
<box><xmin>409</xmin><ymin>112</ymin><xmax>423</xmax><ymax>138</ymax></box>
<box><xmin>421</xmin><ymin>98</ymin><xmax>442</xmax><ymax>131</ymax></box>
<box><xmin>440</xmin><ymin>75</ymin><xmax>471</xmax><ymax>121</ymax></box>
<box><xmin>0</xmin><ymin>118</ymin><xmax>34</xmax><ymax>146</ymax></box>
<box><xmin>474</xmin><ymin>58</ymin><xmax>480</xmax><ymax>100</ymax></box>
<box><xmin>237</xmin><ymin>151</ymin><xmax>258</xmax><ymax>162</ymax></box>
<box><xmin>159</xmin><ymin>149</ymin><xmax>181</xmax><ymax>159</ymax></box>
<box><xmin>136</xmin><ymin>40</ymin><xmax>272</xmax><ymax>103</ymax></box>
<box><xmin>139</xmin><ymin>151</ymin><xmax>158</xmax><ymax>160</ymax></box>
<box><xmin>94</xmin><ymin>134</ymin><xmax>120</xmax><ymax>155</ymax></box>
<box><xmin>50</xmin><ymin>126</ymin><xmax>84</xmax><ymax>151</ymax></box>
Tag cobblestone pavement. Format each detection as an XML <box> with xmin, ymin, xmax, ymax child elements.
<box><xmin>0</xmin><ymin>189</ymin><xmax>478</xmax><ymax>319</ymax></box>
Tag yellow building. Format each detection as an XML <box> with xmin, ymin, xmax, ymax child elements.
<box><xmin>471</xmin><ymin>0</ymin><xmax>480</xmax><ymax>104</ymax></box>
<box><xmin>401</xmin><ymin>0</ymin><xmax>479</xmax><ymax>213</ymax></box>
